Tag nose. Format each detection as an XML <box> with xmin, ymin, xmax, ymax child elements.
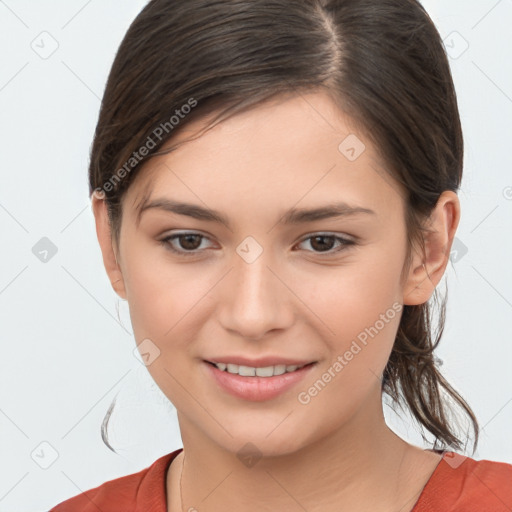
<box><xmin>217</xmin><ymin>247</ymin><xmax>296</xmax><ymax>341</ymax></box>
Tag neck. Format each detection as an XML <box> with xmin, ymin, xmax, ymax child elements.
<box><xmin>167</xmin><ymin>392</ymin><xmax>441</xmax><ymax>512</ymax></box>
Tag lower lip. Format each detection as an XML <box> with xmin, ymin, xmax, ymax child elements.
<box><xmin>203</xmin><ymin>361</ymin><xmax>316</xmax><ymax>402</ymax></box>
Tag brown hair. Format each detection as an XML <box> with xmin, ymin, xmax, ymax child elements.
<box><xmin>91</xmin><ymin>0</ymin><xmax>479</xmax><ymax>454</ymax></box>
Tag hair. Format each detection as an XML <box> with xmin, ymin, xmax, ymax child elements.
<box><xmin>91</xmin><ymin>0</ymin><xmax>479</xmax><ymax>454</ymax></box>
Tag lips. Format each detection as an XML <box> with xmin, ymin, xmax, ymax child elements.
<box><xmin>204</xmin><ymin>356</ymin><xmax>315</xmax><ymax>367</ymax></box>
<box><xmin>203</xmin><ymin>359</ymin><xmax>317</xmax><ymax>401</ymax></box>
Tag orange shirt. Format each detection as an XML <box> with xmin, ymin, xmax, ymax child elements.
<box><xmin>49</xmin><ymin>449</ymin><xmax>512</xmax><ymax>511</ymax></box>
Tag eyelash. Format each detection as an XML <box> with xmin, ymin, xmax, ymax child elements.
<box><xmin>159</xmin><ymin>232</ymin><xmax>355</xmax><ymax>256</ymax></box>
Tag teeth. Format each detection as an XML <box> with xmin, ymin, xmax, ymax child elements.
<box><xmin>239</xmin><ymin>365</ymin><xmax>256</xmax><ymax>376</ymax></box>
<box><xmin>273</xmin><ymin>365</ymin><xmax>286</xmax><ymax>375</ymax></box>
<box><xmin>256</xmin><ymin>366</ymin><xmax>274</xmax><ymax>377</ymax></box>
<box><xmin>214</xmin><ymin>362</ymin><xmax>305</xmax><ymax>377</ymax></box>
<box><xmin>226</xmin><ymin>363</ymin><xmax>237</xmax><ymax>374</ymax></box>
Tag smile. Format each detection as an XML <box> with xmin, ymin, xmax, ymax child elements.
<box><xmin>203</xmin><ymin>361</ymin><xmax>317</xmax><ymax>401</ymax></box>
<box><xmin>208</xmin><ymin>361</ymin><xmax>311</xmax><ymax>377</ymax></box>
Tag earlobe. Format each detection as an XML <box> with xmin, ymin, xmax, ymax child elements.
<box><xmin>402</xmin><ymin>191</ymin><xmax>460</xmax><ymax>306</ymax></box>
<box><xmin>91</xmin><ymin>194</ymin><xmax>127</xmax><ymax>300</ymax></box>
<box><xmin>403</xmin><ymin>261</ymin><xmax>435</xmax><ymax>306</ymax></box>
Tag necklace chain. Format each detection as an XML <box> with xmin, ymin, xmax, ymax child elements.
<box><xmin>178</xmin><ymin>451</ymin><xmax>184</xmax><ymax>512</ymax></box>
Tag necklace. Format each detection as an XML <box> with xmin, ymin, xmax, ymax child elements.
<box><xmin>178</xmin><ymin>451</ymin><xmax>184</xmax><ymax>512</ymax></box>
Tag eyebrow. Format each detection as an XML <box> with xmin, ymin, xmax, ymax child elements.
<box><xmin>136</xmin><ymin>197</ymin><xmax>376</xmax><ymax>229</ymax></box>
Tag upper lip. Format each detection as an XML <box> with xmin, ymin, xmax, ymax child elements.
<box><xmin>205</xmin><ymin>356</ymin><xmax>316</xmax><ymax>367</ymax></box>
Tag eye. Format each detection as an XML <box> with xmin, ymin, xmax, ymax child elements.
<box><xmin>160</xmin><ymin>231</ymin><xmax>355</xmax><ymax>257</ymax></box>
<box><xmin>160</xmin><ymin>232</ymin><xmax>214</xmax><ymax>255</ymax></box>
<box><xmin>295</xmin><ymin>233</ymin><xmax>355</xmax><ymax>254</ymax></box>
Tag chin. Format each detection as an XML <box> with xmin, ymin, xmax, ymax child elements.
<box><xmin>208</xmin><ymin>421</ymin><xmax>314</xmax><ymax>461</ymax></box>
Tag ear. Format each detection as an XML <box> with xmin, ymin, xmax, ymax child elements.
<box><xmin>91</xmin><ymin>192</ymin><xmax>127</xmax><ymax>300</ymax></box>
<box><xmin>403</xmin><ymin>190</ymin><xmax>460</xmax><ymax>305</ymax></box>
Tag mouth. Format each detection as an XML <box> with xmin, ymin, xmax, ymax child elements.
<box><xmin>203</xmin><ymin>360</ymin><xmax>317</xmax><ymax>402</ymax></box>
<box><xmin>204</xmin><ymin>360</ymin><xmax>315</xmax><ymax>377</ymax></box>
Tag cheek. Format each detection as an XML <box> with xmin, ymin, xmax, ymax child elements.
<box><xmin>125</xmin><ymin>250</ymin><xmax>214</xmax><ymax>344</ymax></box>
<box><xmin>292</xmin><ymin>272</ymin><xmax>402</xmax><ymax>432</ymax></box>
<box><xmin>303</xmin><ymin>250</ymin><xmax>403</xmax><ymax>332</ymax></box>
<box><xmin>296</xmin><ymin>246</ymin><xmax>404</xmax><ymax>385</ymax></box>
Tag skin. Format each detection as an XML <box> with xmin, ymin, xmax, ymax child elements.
<box><xmin>92</xmin><ymin>90</ymin><xmax>460</xmax><ymax>512</ymax></box>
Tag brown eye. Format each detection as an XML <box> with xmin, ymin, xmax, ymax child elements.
<box><xmin>160</xmin><ymin>232</ymin><xmax>212</xmax><ymax>254</ymax></box>
<box><xmin>297</xmin><ymin>234</ymin><xmax>355</xmax><ymax>254</ymax></box>
<box><xmin>176</xmin><ymin>234</ymin><xmax>203</xmax><ymax>250</ymax></box>
<box><xmin>309</xmin><ymin>235</ymin><xmax>336</xmax><ymax>252</ymax></box>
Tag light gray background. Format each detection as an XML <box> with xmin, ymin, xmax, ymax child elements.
<box><xmin>0</xmin><ymin>1</ymin><xmax>511</xmax><ymax>510</ymax></box>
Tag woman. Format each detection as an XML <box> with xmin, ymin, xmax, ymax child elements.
<box><xmin>50</xmin><ymin>0</ymin><xmax>512</xmax><ymax>510</ymax></box>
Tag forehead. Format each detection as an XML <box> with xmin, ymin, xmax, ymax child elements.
<box><xmin>125</xmin><ymin>90</ymin><xmax>404</xmax><ymax>219</ymax></box>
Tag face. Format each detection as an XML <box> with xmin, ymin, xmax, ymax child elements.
<box><xmin>101</xmin><ymin>90</ymin><xmax>428</xmax><ymax>457</ymax></box>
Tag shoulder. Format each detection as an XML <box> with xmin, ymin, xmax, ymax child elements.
<box><xmin>49</xmin><ymin>448</ymin><xmax>182</xmax><ymax>512</ymax></box>
<box><xmin>414</xmin><ymin>451</ymin><xmax>512</xmax><ymax>512</ymax></box>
